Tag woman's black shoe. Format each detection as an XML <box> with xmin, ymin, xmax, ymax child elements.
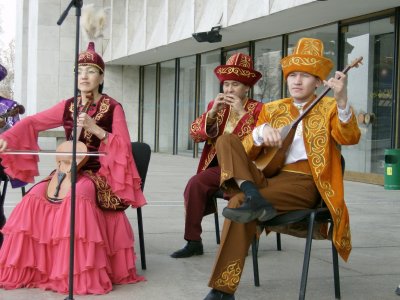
<box><xmin>170</xmin><ymin>240</ymin><xmax>203</xmax><ymax>258</ymax></box>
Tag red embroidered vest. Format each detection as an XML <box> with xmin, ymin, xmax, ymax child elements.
<box><xmin>63</xmin><ymin>95</ymin><xmax>119</xmax><ymax>172</ymax></box>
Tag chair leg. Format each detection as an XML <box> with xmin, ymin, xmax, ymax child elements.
<box><xmin>252</xmin><ymin>236</ymin><xmax>260</xmax><ymax>287</ymax></box>
<box><xmin>276</xmin><ymin>232</ymin><xmax>282</xmax><ymax>251</ymax></box>
<box><xmin>0</xmin><ymin>179</ymin><xmax>9</xmax><ymax>248</ymax></box>
<box><xmin>136</xmin><ymin>207</ymin><xmax>146</xmax><ymax>270</ymax></box>
<box><xmin>299</xmin><ymin>212</ymin><xmax>316</xmax><ymax>300</ymax></box>
<box><xmin>213</xmin><ymin>196</ymin><xmax>220</xmax><ymax>244</ymax></box>
<box><xmin>0</xmin><ymin>179</ymin><xmax>8</xmax><ymax>225</ymax></box>
<box><xmin>331</xmin><ymin>239</ymin><xmax>341</xmax><ymax>299</ymax></box>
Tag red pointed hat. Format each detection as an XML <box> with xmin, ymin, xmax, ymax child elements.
<box><xmin>78</xmin><ymin>42</ymin><xmax>105</xmax><ymax>72</ymax></box>
<box><xmin>0</xmin><ymin>63</ymin><xmax>7</xmax><ymax>82</ymax></box>
<box><xmin>214</xmin><ymin>53</ymin><xmax>262</xmax><ymax>87</ymax></box>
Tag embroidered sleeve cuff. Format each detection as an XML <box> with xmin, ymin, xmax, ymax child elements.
<box><xmin>253</xmin><ymin>123</ymin><xmax>267</xmax><ymax>146</ymax></box>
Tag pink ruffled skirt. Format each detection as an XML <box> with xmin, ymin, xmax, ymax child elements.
<box><xmin>0</xmin><ymin>176</ymin><xmax>145</xmax><ymax>295</ymax></box>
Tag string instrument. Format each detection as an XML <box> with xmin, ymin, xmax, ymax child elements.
<box><xmin>254</xmin><ymin>56</ymin><xmax>364</xmax><ymax>178</ymax></box>
<box><xmin>46</xmin><ymin>92</ymin><xmax>94</xmax><ymax>201</ymax></box>
<box><xmin>0</xmin><ymin>104</ymin><xmax>25</xmax><ymax>128</ymax></box>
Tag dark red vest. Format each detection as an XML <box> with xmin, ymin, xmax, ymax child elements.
<box><xmin>63</xmin><ymin>95</ymin><xmax>120</xmax><ymax>172</ymax></box>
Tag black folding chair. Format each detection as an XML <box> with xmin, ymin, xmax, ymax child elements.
<box><xmin>131</xmin><ymin>142</ymin><xmax>151</xmax><ymax>270</ymax></box>
<box><xmin>251</xmin><ymin>156</ymin><xmax>345</xmax><ymax>300</ymax></box>
<box><xmin>211</xmin><ymin>189</ymin><xmax>223</xmax><ymax>244</ymax></box>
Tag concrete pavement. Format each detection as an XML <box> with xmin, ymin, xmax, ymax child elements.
<box><xmin>0</xmin><ymin>152</ymin><xmax>400</xmax><ymax>300</ymax></box>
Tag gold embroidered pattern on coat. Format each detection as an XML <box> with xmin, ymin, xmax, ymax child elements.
<box><xmin>337</xmin><ymin>223</ymin><xmax>352</xmax><ymax>252</ymax></box>
<box><xmin>221</xmin><ymin>169</ymin><xmax>231</xmax><ymax>181</ymax></box>
<box><xmin>202</xmin><ymin>148</ymin><xmax>216</xmax><ymax>171</ymax></box>
<box><xmin>190</xmin><ymin>115</ymin><xmax>204</xmax><ymax>143</ymax></box>
<box><xmin>267</xmin><ymin>102</ymin><xmax>293</xmax><ymax>129</ymax></box>
<box><xmin>303</xmin><ymin>103</ymin><xmax>329</xmax><ymax>178</ymax></box>
<box><xmin>237</xmin><ymin>102</ymin><xmax>257</xmax><ymax>138</ymax></box>
<box><xmin>214</xmin><ymin>260</ymin><xmax>242</xmax><ymax>291</ymax></box>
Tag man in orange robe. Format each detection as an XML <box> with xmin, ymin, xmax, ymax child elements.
<box><xmin>204</xmin><ymin>38</ymin><xmax>361</xmax><ymax>300</ymax></box>
<box><xmin>171</xmin><ymin>53</ymin><xmax>264</xmax><ymax>258</ymax></box>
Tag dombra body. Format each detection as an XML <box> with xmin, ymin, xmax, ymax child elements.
<box><xmin>46</xmin><ymin>141</ymin><xmax>89</xmax><ymax>202</ymax></box>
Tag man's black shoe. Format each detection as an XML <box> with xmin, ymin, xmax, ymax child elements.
<box><xmin>395</xmin><ymin>284</ymin><xmax>400</xmax><ymax>296</ymax></box>
<box><xmin>222</xmin><ymin>196</ymin><xmax>277</xmax><ymax>223</ymax></box>
<box><xmin>170</xmin><ymin>240</ymin><xmax>203</xmax><ymax>258</ymax></box>
<box><xmin>204</xmin><ymin>289</ymin><xmax>235</xmax><ymax>300</ymax></box>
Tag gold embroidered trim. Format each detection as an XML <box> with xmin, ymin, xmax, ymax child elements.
<box><xmin>190</xmin><ymin>115</ymin><xmax>204</xmax><ymax>143</ymax></box>
<box><xmin>84</xmin><ymin>171</ymin><xmax>129</xmax><ymax>211</ymax></box>
<box><xmin>227</xmin><ymin>54</ymin><xmax>251</xmax><ymax>68</ymax></box>
<box><xmin>214</xmin><ymin>259</ymin><xmax>242</xmax><ymax>292</ymax></box>
<box><xmin>216</xmin><ymin>66</ymin><xmax>257</xmax><ymax>79</ymax></box>
<box><xmin>281</xmin><ymin>57</ymin><xmax>324</xmax><ymax>69</ymax></box>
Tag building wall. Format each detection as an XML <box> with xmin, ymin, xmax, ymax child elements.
<box><xmin>14</xmin><ymin>0</ymin><xmax>400</xmax><ymax>183</ymax></box>
<box><xmin>15</xmin><ymin>0</ymin><xmax>139</xmax><ymax>139</ymax></box>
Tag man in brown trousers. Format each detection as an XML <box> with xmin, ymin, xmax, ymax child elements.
<box><xmin>204</xmin><ymin>37</ymin><xmax>361</xmax><ymax>300</ymax></box>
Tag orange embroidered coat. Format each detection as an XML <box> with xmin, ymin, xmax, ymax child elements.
<box><xmin>243</xmin><ymin>96</ymin><xmax>361</xmax><ymax>261</ymax></box>
<box><xmin>191</xmin><ymin>98</ymin><xmax>263</xmax><ymax>174</ymax></box>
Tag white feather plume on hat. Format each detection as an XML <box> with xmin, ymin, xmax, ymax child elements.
<box><xmin>81</xmin><ymin>4</ymin><xmax>108</xmax><ymax>40</ymax></box>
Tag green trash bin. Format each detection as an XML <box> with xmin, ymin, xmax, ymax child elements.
<box><xmin>384</xmin><ymin>149</ymin><xmax>400</xmax><ymax>190</ymax></box>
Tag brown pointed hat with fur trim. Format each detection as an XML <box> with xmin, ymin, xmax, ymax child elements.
<box><xmin>281</xmin><ymin>37</ymin><xmax>333</xmax><ymax>80</ymax></box>
<box><xmin>214</xmin><ymin>53</ymin><xmax>262</xmax><ymax>87</ymax></box>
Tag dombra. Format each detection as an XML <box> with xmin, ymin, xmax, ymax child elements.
<box><xmin>46</xmin><ymin>141</ymin><xmax>89</xmax><ymax>202</ymax></box>
<box><xmin>46</xmin><ymin>92</ymin><xmax>94</xmax><ymax>202</ymax></box>
<box><xmin>254</xmin><ymin>56</ymin><xmax>363</xmax><ymax>178</ymax></box>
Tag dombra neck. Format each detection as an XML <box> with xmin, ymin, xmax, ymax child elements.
<box><xmin>80</xmin><ymin>93</ymin><xmax>103</xmax><ymax>106</ymax></box>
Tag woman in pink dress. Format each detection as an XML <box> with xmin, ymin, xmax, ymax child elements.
<box><xmin>0</xmin><ymin>42</ymin><xmax>146</xmax><ymax>295</ymax></box>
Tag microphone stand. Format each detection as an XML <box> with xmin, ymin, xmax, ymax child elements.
<box><xmin>57</xmin><ymin>1</ymin><xmax>83</xmax><ymax>299</ymax></box>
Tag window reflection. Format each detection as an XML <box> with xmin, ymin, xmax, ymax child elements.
<box><xmin>178</xmin><ymin>56</ymin><xmax>197</xmax><ymax>156</ymax></box>
<box><xmin>254</xmin><ymin>37</ymin><xmax>283</xmax><ymax>103</ymax></box>
<box><xmin>159</xmin><ymin>60</ymin><xmax>175</xmax><ymax>153</ymax></box>
<box><xmin>343</xmin><ymin>17</ymin><xmax>394</xmax><ymax>174</ymax></box>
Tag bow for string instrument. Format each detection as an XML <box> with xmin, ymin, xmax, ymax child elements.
<box><xmin>254</xmin><ymin>56</ymin><xmax>363</xmax><ymax>178</ymax></box>
<box><xmin>46</xmin><ymin>92</ymin><xmax>95</xmax><ymax>201</ymax></box>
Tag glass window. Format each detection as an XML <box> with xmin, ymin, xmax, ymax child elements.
<box><xmin>342</xmin><ymin>17</ymin><xmax>395</xmax><ymax>174</ymax></box>
<box><xmin>200</xmin><ymin>50</ymin><xmax>221</xmax><ymax>114</ymax></box>
<box><xmin>178</xmin><ymin>56</ymin><xmax>197</xmax><ymax>156</ymax></box>
<box><xmin>254</xmin><ymin>36</ymin><xmax>283</xmax><ymax>103</ymax></box>
<box><xmin>198</xmin><ymin>50</ymin><xmax>221</xmax><ymax>153</ymax></box>
<box><xmin>143</xmin><ymin>64</ymin><xmax>157</xmax><ymax>150</ymax></box>
<box><xmin>159</xmin><ymin>60</ymin><xmax>176</xmax><ymax>153</ymax></box>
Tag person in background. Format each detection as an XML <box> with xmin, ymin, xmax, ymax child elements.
<box><xmin>171</xmin><ymin>53</ymin><xmax>264</xmax><ymax>258</ymax></box>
